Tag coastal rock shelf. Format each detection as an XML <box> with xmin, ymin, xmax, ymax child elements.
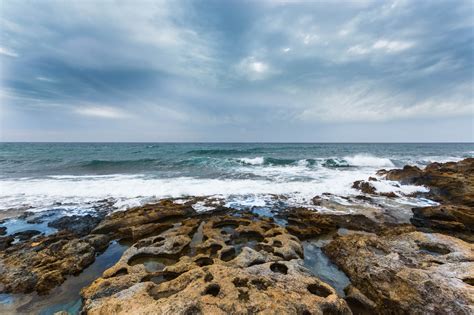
<box><xmin>0</xmin><ymin>158</ymin><xmax>473</xmax><ymax>314</ymax></box>
<box><xmin>82</xmin><ymin>212</ymin><xmax>352</xmax><ymax>314</ymax></box>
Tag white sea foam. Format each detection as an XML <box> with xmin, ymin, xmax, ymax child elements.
<box><xmin>344</xmin><ymin>154</ymin><xmax>395</xmax><ymax>168</ymax></box>
<box><xmin>237</xmin><ymin>157</ymin><xmax>265</xmax><ymax>165</ymax></box>
<box><xmin>0</xmin><ymin>167</ymin><xmax>430</xmax><ymax>212</ymax></box>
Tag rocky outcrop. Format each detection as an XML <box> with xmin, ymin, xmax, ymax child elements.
<box><xmin>0</xmin><ymin>232</ymin><xmax>110</xmax><ymax>294</ymax></box>
<box><xmin>411</xmin><ymin>205</ymin><xmax>474</xmax><ymax>242</ymax></box>
<box><xmin>48</xmin><ymin>214</ymin><xmax>104</xmax><ymax>236</ymax></box>
<box><xmin>92</xmin><ymin>199</ymin><xmax>195</xmax><ymax>240</ymax></box>
<box><xmin>324</xmin><ymin>231</ymin><xmax>474</xmax><ymax>314</ymax></box>
<box><xmin>377</xmin><ymin>158</ymin><xmax>474</xmax><ymax>240</ymax></box>
<box><xmin>279</xmin><ymin>208</ymin><xmax>336</xmax><ymax>239</ymax></box>
<box><xmin>378</xmin><ymin>158</ymin><xmax>474</xmax><ymax>206</ymax></box>
<box><xmin>0</xmin><ymin>200</ymin><xmax>199</xmax><ymax>295</ymax></box>
<box><xmin>352</xmin><ymin>180</ymin><xmax>376</xmax><ymax>195</ymax></box>
<box><xmin>82</xmin><ymin>211</ymin><xmax>351</xmax><ymax>314</ymax></box>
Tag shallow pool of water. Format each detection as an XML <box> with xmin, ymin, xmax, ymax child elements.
<box><xmin>0</xmin><ymin>240</ymin><xmax>128</xmax><ymax>315</ymax></box>
<box><xmin>302</xmin><ymin>236</ymin><xmax>351</xmax><ymax>296</ymax></box>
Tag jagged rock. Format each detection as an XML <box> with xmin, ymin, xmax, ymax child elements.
<box><xmin>48</xmin><ymin>214</ymin><xmax>104</xmax><ymax>236</ymax></box>
<box><xmin>0</xmin><ymin>232</ymin><xmax>111</xmax><ymax>294</ymax></box>
<box><xmin>0</xmin><ymin>236</ymin><xmax>14</xmax><ymax>250</ymax></box>
<box><xmin>12</xmin><ymin>229</ymin><xmax>41</xmax><ymax>241</ymax></box>
<box><xmin>324</xmin><ymin>231</ymin><xmax>474</xmax><ymax>314</ymax></box>
<box><xmin>278</xmin><ymin>208</ymin><xmax>336</xmax><ymax>240</ymax></box>
<box><xmin>377</xmin><ymin>165</ymin><xmax>423</xmax><ymax>183</ymax></box>
<box><xmin>378</xmin><ymin>158</ymin><xmax>474</xmax><ymax>240</ymax></box>
<box><xmin>82</xmin><ymin>212</ymin><xmax>351</xmax><ymax>314</ymax></box>
<box><xmin>281</xmin><ymin>207</ymin><xmax>407</xmax><ymax>236</ymax></box>
<box><xmin>92</xmin><ymin>199</ymin><xmax>195</xmax><ymax>239</ymax></box>
<box><xmin>379</xmin><ymin>158</ymin><xmax>474</xmax><ymax>206</ymax></box>
<box><xmin>352</xmin><ymin>180</ymin><xmax>376</xmax><ymax>194</ymax></box>
<box><xmin>411</xmin><ymin>205</ymin><xmax>474</xmax><ymax>242</ymax></box>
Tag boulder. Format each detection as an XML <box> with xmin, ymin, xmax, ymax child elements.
<box><xmin>324</xmin><ymin>231</ymin><xmax>474</xmax><ymax>314</ymax></box>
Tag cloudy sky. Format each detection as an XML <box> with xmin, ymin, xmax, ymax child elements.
<box><xmin>1</xmin><ymin>0</ymin><xmax>473</xmax><ymax>142</ymax></box>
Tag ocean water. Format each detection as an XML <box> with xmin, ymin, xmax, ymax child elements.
<box><xmin>0</xmin><ymin>143</ymin><xmax>472</xmax><ymax>213</ymax></box>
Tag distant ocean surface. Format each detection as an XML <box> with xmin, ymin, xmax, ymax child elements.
<box><xmin>0</xmin><ymin>143</ymin><xmax>473</xmax><ymax>213</ymax></box>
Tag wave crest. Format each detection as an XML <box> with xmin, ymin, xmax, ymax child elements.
<box><xmin>343</xmin><ymin>154</ymin><xmax>394</xmax><ymax>167</ymax></box>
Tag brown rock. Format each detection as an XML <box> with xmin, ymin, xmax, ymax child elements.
<box><xmin>324</xmin><ymin>231</ymin><xmax>474</xmax><ymax>314</ymax></box>
<box><xmin>0</xmin><ymin>232</ymin><xmax>110</xmax><ymax>294</ymax></box>
<box><xmin>411</xmin><ymin>205</ymin><xmax>474</xmax><ymax>242</ymax></box>
<box><xmin>352</xmin><ymin>180</ymin><xmax>376</xmax><ymax>194</ymax></box>
<box><xmin>279</xmin><ymin>208</ymin><xmax>336</xmax><ymax>240</ymax></box>
<box><xmin>82</xmin><ymin>211</ymin><xmax>351</xmax><ymax>314</ymax></box>
<box><xmin>92</xmin><ymin>199</ymin><xmax>195</xmax><ymax>238</ymax></box>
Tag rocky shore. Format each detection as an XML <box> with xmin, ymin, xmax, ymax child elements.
<box><xmin>0</xmin><ymin>158</ymin><xmax>472</xmax><ymax>314</ymax></box>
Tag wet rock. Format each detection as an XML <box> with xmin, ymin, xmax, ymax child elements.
<box><xmin>311</xmin><ymin>196</ymin><xmax>322</xmax><ymax>205</ymax></box>
<box><xmin>411</xmin><ymin>205</ymin><xmax>474</xmax><ymax>242</ymax></box>
<box><xmin>377</xmin><ymin>165</ymin><xmax>423</xmax><ymax>183</ymax></box>
<box><xmin>344</xmin><ymin>285</ymin><xmax>376</xmax><ymax>314</ymax></box>
<box><xmin>82</xmin><ymin>211</ymin><xmax>351</xmax><ymax>314</ymax></box>
<box><xmin>92</xmin><ymin>199</ymin><xmax>195</xmax><ymax>239</ymax></box>
<box><xmin>0</xmin><ymin>232</ymin><xmax>111</xmax><ymax>294</ymax></box>
<box><xmin>380</xmin><ymin>158</ymin><xmax>474</xmax><ymax>206</ymax></box>
<box><xmin>0</xmin><ymin>236</ymin><xmax>14</xmax><ymax>250</ymax></box>
<box><xmin>0</xmin><ymin>227</ymin><xmax>6</xmax><ymax>236</ymax></box>
<box><xmin>48</xmin><ymin>214</ymin><xmax>103</xmax><ymax>236</ymax></box>
<box><xmin>352</xmin><ymin>180</ymin><xmax>376</xmax><ymax>194</ymax></box>
<box><xmin>281</xmin><ymin>207</ymin><xmax>403</xmax><ymax>236</ymax></box>
<box><xmin>12</xmin><ymin>230</ymin><xmax>41</xmax><ymax>241</ymax></box>
<box><xmin>379</xmin><ymin>158</ymin><xmax>474</xmax><ymax>239</ymax></box>
<box><xmin>324</xmin><ymin>231</ymin><xmax>474</xmax><ymax>314</ymax></box>
<box><xmin>278</xmin><ymin>208</ymin><xmax>336</xmax><ymax>240</ymax></box>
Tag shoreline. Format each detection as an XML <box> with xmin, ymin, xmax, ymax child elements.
<box><xmin>0</xmin><ymin>158</ymin><xmax>473</xmax><ymax>314</ymax></box>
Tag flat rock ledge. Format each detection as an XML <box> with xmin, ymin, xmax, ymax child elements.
<box><xmin>81</xmin><ymin>212</ymin><xmax>351</xmax><ymax>314</ymax></box>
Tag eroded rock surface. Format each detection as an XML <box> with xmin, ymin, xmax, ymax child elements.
<box><xmin>0</xmin><ymin>232</ymin><xmax>110</xmax><ymax>294</ymax></box>
<box><xmin>82</xmin><ymin>211</ymin><xmax>351</xmax><ymax>314</ymax></box>
<box><xmin>378</xmin><ymin>158</ymin><xmax>474</xmax><ymax>240</ymax></box>
<box><xmin>378</xmin><ymin>158</ymin><xmax>474</xmax><ymax>206</ymax></box>
<box><xmin>324</xmin><ymin>231</ymin><xmax>474</xmax><ymax>314</ymax></box>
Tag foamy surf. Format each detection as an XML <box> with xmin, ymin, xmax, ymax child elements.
<box><xmin>0</xmin><ymin>143</ymin><xmax>471</xmax><ymax>216</ymax></box>
<box><xmin>0</xmin><ymin>171</ymin><xmax>430</xmax><ymax>212</ymax></box>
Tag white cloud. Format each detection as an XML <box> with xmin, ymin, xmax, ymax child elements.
<box><xmin>0</xmin><ymin>47</ymin><xmax>18</xmax><ymax>58</ymax></box>
<box><xmin>36</xmin><ymin>76</ymin><xmax>56</xmax><ymax>82</ymax></box>
<box><xmin>348</xmin><ymin>39</ymin><xmax>414</xmax><ymax>55</ymax></box>
<box><xmin>236</xmin><ymin>56</ymin><xmax>273</xmax><ymax>81</ymax></box>
<box><xmin>75</xmin><ymin>106</ymin><xmax>128</xmax><ymax>119</ymax></box>
<box><xmin>372</xmin><ymin>39</ymin><xmax>413</xmax><ymax>52</ymax></box>
<box><xmin>297</xmin><ymin>82</ymin><xmax>473</xmax><ymax>123</ymax></box>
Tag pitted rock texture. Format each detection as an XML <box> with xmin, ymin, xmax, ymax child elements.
<box><xmin>0</xmin><ymin>200</ymin><xmax>195</xmax><ymax>295</ymax></box>
<box><xmin>324</xmin><ymin>231</ymin><xmax>474</xmax><ymax>314</ymax></box>
<box><xmin>82</xmin><ymin>212</ymin><xmax>351</xmax><ymax>314</ymax></box>
<box><xmin>0</xmin><ymin>232</ymin><xmax>110</xmax><ymax>294</ymax></box>
<box><xmin>92</xmin><ymin>199</ymin><xmax>195</xmax><ymax>239</ymax></box>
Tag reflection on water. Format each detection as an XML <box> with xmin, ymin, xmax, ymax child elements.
<box><xmin>0</xmin><ymin>241</ymin><xmax>128</xmax><ymax>315</ymax></box>
<box><xmin>302</xmin><ymin>234</ymin><xmax>350</xmax><ymax>296</ymax></box>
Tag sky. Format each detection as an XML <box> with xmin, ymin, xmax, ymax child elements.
<box><xmin>0</xmin><ymin>0</ymin><xmax>473</xmax><ymax>142</ymax></box>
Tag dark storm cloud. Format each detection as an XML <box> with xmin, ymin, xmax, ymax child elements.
<box><xmin>0</xmin><ymin>0</ymin><xmax>473</xmax><ymax>141</ymax></box>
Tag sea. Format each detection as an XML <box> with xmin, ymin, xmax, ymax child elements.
<box><xmin>0</xmin><ymin>142</ymin><xmax>473</xmax><ymax>215</ymax></box>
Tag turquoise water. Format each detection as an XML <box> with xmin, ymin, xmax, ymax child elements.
<box><xmin>0</xmin><ymin>143</ymin><xmax>472</xmax><ymax>212</ymax></box>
